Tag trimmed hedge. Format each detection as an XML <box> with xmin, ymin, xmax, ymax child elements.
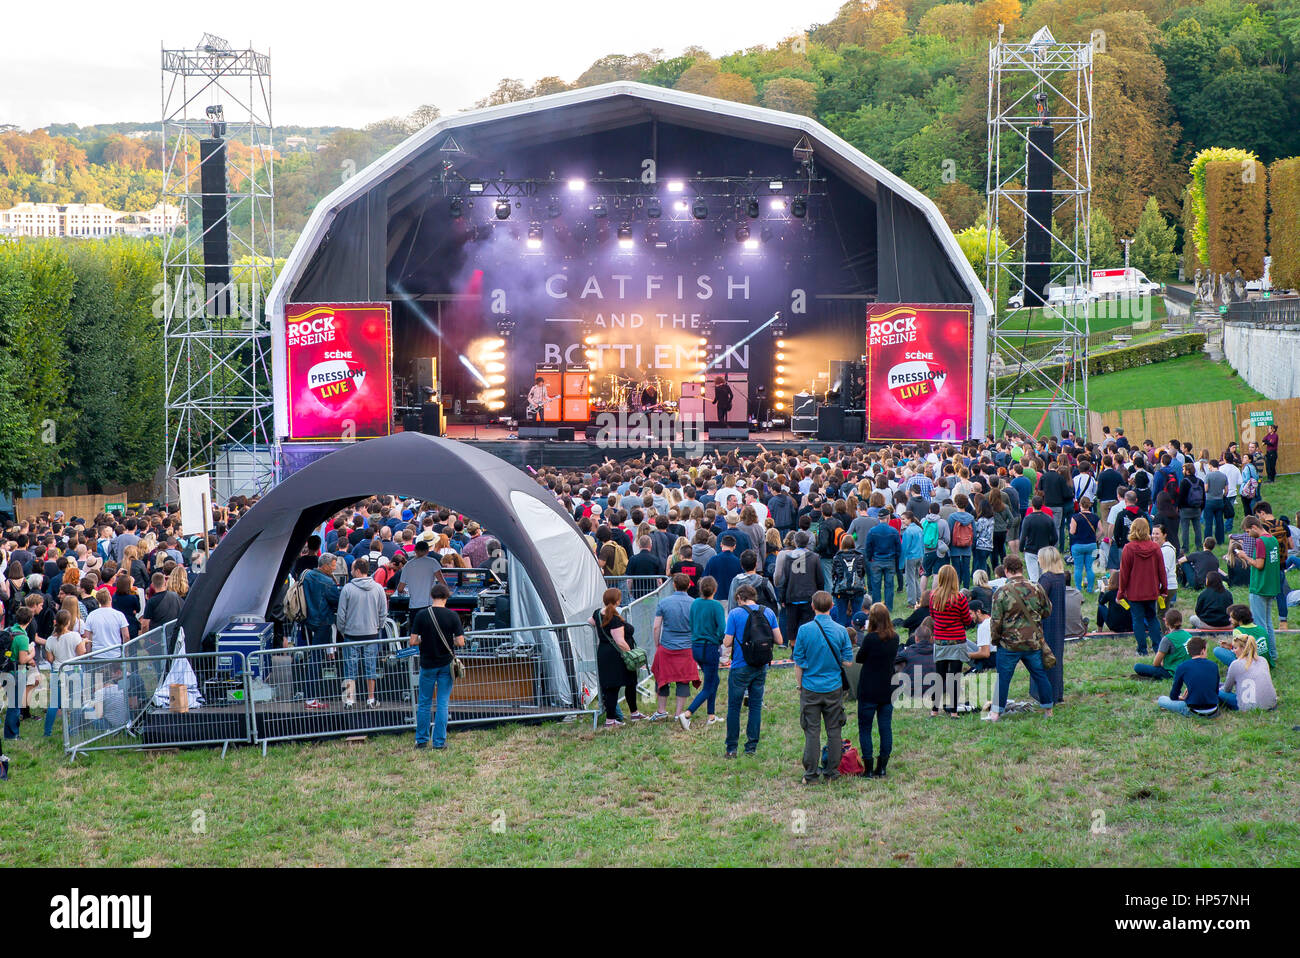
<box><xmin>1189</xmin><ymin>147</ymin><xmax>1256</xmax><ymax>266</ymax></box>
<box><xmin>993</xmin><ymin>332</ymin><xmax>1206</xmax><ymax>396</ymax></box>
<box><xmin>1205</xmin><ymin>159</ymin><xmax>1267</xmax><ymax>280</ymax></box>
<box><xmin>1269</xmin><ymin>157</ymin><xmax>1300</xmax><ymax>293</ymax></box>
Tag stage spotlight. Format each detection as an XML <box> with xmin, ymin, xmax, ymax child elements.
<box><xmin>617</xmin><ymin>223</ymin><xmax>634</xmax><ymax>249</ymax></box>
<box><xmin>735</xmin><ymin>224</ymin><xmax>750</xmax><ymax>243</ymax></box>
<box><xmin>592</xmin><ymin>199</ymin><xmax>609</xmax><ymax>218</ymax></box>
<box><xmin>746</xmin><ymin>198</ymin><xmax>760</xmax><ymax>218</ymax></box>
<box><xmin>546</xmin><ymin>196</ymin><xmax>561</xmax><ymax>218</ymax></box>
<box><xmin>791</xmin><ymin>197</ymin><xmax>807</xmax><ymax>218</ymax></box>
<box><xmin>646</xmin><ymin>198</ymin><xmax>662</xmax><ymax>218</ymax></box>
<box><xmin>568</xmin><ymin>178</ymin><xmax>585</xmax><ymax>191</ymax></box>
<box><xmin>769</xmin><ymin>198</ymin><xmax>786</xmax><ymax>211</ymax></box>
<box><xmin>691</xmin><ymin>198</ymin><xmax>708</xmax><ymax>220</ymax></box>
<box><xmin>768</xmin><ymin>180</ymin><xmax>783</xmax><ymax>191</ymax></box>
<box><xmin>494</xmin><ymin>198</ymin><xmax>511</xmax><ymax>219</ymax></box>
<box><xmin>449</xmin><ymin>196</ymin><xmax>463</xmax><ymax>218</ymax></box>
<box><xmin>468</xmin><ymin>181</ymin><xmax>485</xmax><ymax>194</ymax></box>
<box><xmin>673</xmin><ymin>199</ymin><xmax>690</xmax><ymax>214</ymax></box>
<box><xmin>743</xmin><ymin>237</ymin><xmax>759</xmax><ymax>251</ymax></box>
<box><xmin>776</xmin><ymin>339</ymin><xmax>787</xmax><ymax>348</ymax></box>
<box><xmin>667</xmin><ymin>180</ymin><xmax>685</xmax><ymax>192</ymax></box>
<box><xmin>776</xmin><ymin>352</ymin><xmax>786</xmax><ymax>361</ymax></box>
<box><xmin>775</xmin><ymin>401</ymin><xmax>785</xmax><ymax>411</ymax></box>
<box><xmin>526</xmin><ymin>223</ymin><xmax>543</xmax><ymax>249</ymax></box>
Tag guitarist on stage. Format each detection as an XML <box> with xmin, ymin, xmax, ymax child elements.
<box><xmin>526</xmin><ymin>376</ymin><xmax>551</xmax><ymax>421</ymax></box>
<box><xmin>712</xmin><ymin>375</ymin><xmax>734</xmax><ymax>427</ymax></box>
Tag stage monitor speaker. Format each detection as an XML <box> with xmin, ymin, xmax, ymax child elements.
<box><xmin>818</xmin><ymin>404</ymin><xmax>846</xmax><ymax>441</ymax></box>
<box><xmin>705</xmin><ymin>372</ymin><xmax>747</xmax><ymax>426</ymax></box>
<box><xmin>413</xmin><ymin>357</ymin><xmax>436</xmax><ymax>394</ymax></box>
<box><xmin>1024</xmin><ymin>124</ymin><xmax>1055</xmax><ymax>308</ymax></box>
<box><xmin>707</xmin><ymin>426</ymin><xmax>749</xmax><ymax>440</ymax></box>
<box><xmin>556</xmin><ymin>426</ymin><xmax>575</xmax><ymax>442</ymax></box>
<box><xmin>198</xmin><ymin>138</ymin><xmax>231</xmax><ymax>315</ymax></box>
<box><xmin>843</xmin><ymin>415</ymin><xmax>864</xmax><ymax>443</ymax></box>
<box><xmin>421</xmin><ymin>402</ymin><xmax>444</xmax><ymax>437</ymax></box>
<box><xmin>792</xmin><ymin>392</ymin><xmax>818</xmax><ymax>435</ymax></box>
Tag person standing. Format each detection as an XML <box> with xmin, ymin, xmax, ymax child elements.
<box><xmin>1229</xmin><ymin>517</ymin><xmax>1281</xmax><ymax>656</ymax></box>
<box><xmin>899</xmin><ymin>512</ymin><xmax>924</xmax><ymax>607</ymax></box>
<box><xmin>793</xmin><ymin>591</ymin><xmax>853</xmax><ymax>784</ymax></box>
<box><xmin>1263</xmin><ymin>423</ymin><xmax>1279</xmax><ymax>483</ymax></box>
<box><xmin>1036</xmin><ymin>547</ymin><xmax>1067</xmax><ymax>706</ymax></box>
<box><xmin>43</xmin><ymin>609</ymin><xmax>88</xmax><ymax>737</ymax></box>
<box><xmin>1068</xmin><ymin>497</ymin><xmax>1100</xmax><ymax>593</ymax></box>
<box><xmin>927</xmin><ymin>565</ymin><xmax>973</xmax><ymax>716</ymax></box>
<box><xmin>1019</xmin><ymin>498</ymin><xmax>1057</xmax><ymax>582</ymax></box>
<box><xmin>983</xmin><ymin>555</ymin><xmax>1054</xmax><ymax>721</ymax></box>
<box><xmin>679</xmin><ymin>576</ymin><xmax>725</xmax><ymax>729</ymax></box>
<box><xmin>720</xmin><ymin>584</ymin><xmax>783</xmax><ymax>758</ymax></box>
<box><xmin>1202</xmin><ymin>460</ymin><xmax>1228</xmax><ymax>543</ymax></box>
<box><xmin>649</xmin><ymin>574</ymin><xmax>699</xmax><ymax>722</ymax></box>
<box><xmin>855</xmin><ymin>602</ymin><xmax>900</xmax><ymax>777</ymax></box>
<box><xmin>830</xmin><ymin>536</ymin><xmax>866</xmax><ymax>626</ymax></box>
<box><xmin>4</xmin><ymin>607</ymin><xmax>35</xmax><ymax>740</ymax></box>
<box><xmin>1117</xmin><ymin>518</ymin><xmax>1167</xmax><ymax>656</ymax></box>
<box><xmin>410</xmin><ymin>583</ymin><xmax>465</xmax><ymax>749</ymax></box>
<box><xmin>397</xmin><ymin>539</ymin><xmax>445</xmax><ymax>620</ymax></box>
<box><xmin>1176</xmin><ymin>463</ymin><xmax>1205</xmax><ymax>553</ymax></box>
<box><xmin>83</xmin><ymin>588</ymin><xmax>129</xmax><ymax>659</ymax></box>
<box><xmin>335</xmin><ymin>557</ymin><xmax>388</xmax><ymax>710</ymax></box>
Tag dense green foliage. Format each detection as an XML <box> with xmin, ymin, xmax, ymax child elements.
<box><xmin>0</xmin><ymin>238</ymin><xmax>163</xmax><ymax>497</ymax></box>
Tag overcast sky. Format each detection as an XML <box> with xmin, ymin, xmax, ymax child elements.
<box><xmin>2</xmin><ymin>0</ymin><xmax>839</xmax><ymax>130</ymax></box>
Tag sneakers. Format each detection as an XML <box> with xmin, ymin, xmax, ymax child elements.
<box><xmin>724</xmin><ymin>751</ymin><xmax>738</xmax><ymax>759</ymax></box>
<box><xmin>343</xmin><ymin>699</ymin><xmax>356</xmax><ymax>710</ymax></box>
<box><xmin>706</xmin><ymin>715</ymin><xmax>722</xmax><ymax>726</ymax></box>
<box><xmin>648</xmin><ymin>711</ymin><xmax>670</xmax><ymax>722</ymax></box>
<box><xmin>628</xmin><ymin>712</ymin><xmax>649</xmax><ymax>721</ymax></box>
<box><xmin>955</xmin><ymin>703</ymin><xmax>977</xmax><ymax>714</ymax></box>
<box><xmin>801</xmin><ymin>773</ymin><xmax>821</xmax><ymax>785</ymax></box>
<box><xmin>414</xmin><ymin>742</ymin><xmax>428</xmax><ymax>750</ymax></box>
<box><xmin>603</xmin><ymin>719</ymin><xmax>624</xmax><ymax>729</ymax></box>
<box><xmin>304</xmin><ymin>699</ymin><xmax>328</xmax><ymax>710</ymax></box>
<box><xmin>677</xmin><ymin>712</ymin><xmax>691</xmax><ymax>731</ymax></box>
<box><xmin>367</xmin><ymin>698</ymin><xmax>378</xmax><ymax>710</ymax></box>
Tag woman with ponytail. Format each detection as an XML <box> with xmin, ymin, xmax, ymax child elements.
<box><xmin>588</xmin><ymin>587</ymin><xmax>646</xmax><ymax>727</ymax></box>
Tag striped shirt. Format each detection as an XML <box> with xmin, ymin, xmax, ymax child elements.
<box><xmin>929</xmin><ymin>593</ymin><xmax>973</xmax><ymax>643</ymax></box>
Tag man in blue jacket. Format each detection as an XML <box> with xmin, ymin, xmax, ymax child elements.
<box><xmin>793</xmin><ymin>592</ymin><xmax>854</xmax><ymax>783</ymax></box>
<box><xmin>301</xmin><ymin>553</ymin><xmax>342</xmax><ymax>709</ymax></box>
<box><xmin>863</xmin><ymin>520</ymin><xmax>901</xmax><ymax>611</ymax></box>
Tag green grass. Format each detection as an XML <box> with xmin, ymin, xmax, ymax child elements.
<box><xmin>1003</xmin><ymin>354</ymin><xmax>1266</xmax><ymax>435</ymax></box>
<box><xmin>4</xmin><ymin>474</ymin><xmax>1299</xmax><ymax>868</ymax></box>
<box><xmin>996</xmin><ymin>296</ymin><xmax>1165</xmax><ymax>334</ymax></box>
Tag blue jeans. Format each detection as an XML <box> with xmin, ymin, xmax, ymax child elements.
<box><xmin>868</xmin><ymin>560</ymin><xmax>895</xmax><ymax>611</ymax></box>
<box><xmin>724</xmin><ymin>663</ymin><xmax>767</xmax><ymax>754</ymax></box>
<box><xmin>44</xmin><ymin>678</ymin><xmax>65</xmax><ymax>736</ymax></box>
<box><xmin>302</xmin><ymin>622</ymin><xmax>333</xmax><ymax>700</ymax></box>
<box><xmin>342</xmin><ymin>634</ymin><xmax>380</xmax><ymax>681</ymax></box>
<box><xmin>1179</xmin><ymin>516</ymin><xmax>1203</xmax><ymax>553</ymax></box>
<box><xmin>1071</xmin><ymin>543</ymin><xmax>1096</xmax><ymax>592</ymax></box>
<box><xmin>1133</xmin><ymin>662</ymin><xmax>1172</xmax><ymax>680</ymax></box>
<box><xmin>1157</xmin><ymin>695</ymin><xmax>1216</xmax><ymax>717</ymax></box>
<box><xmin>415</xmin><ymin>664</ymin><xmax>454</xmax><ymax>747</ymax></box>
<box><xmin>858</xmin><ymin>700</ymin><xmax>892</xmax><ymax>764</ymax></box>
<box><xmin>686</xmin><ymin>641</ymin><xmax>721</xmax><ymax>716</ymax></box>
<box><xmin>1212</xmin><ymin>646</ymin><xmax>1235</xmax><ymax>668</ymax></box>
<box><xmin>1202</xmin><ymin>500</ymin><xmax>1225</xmax><ymax>542</ymax></box>
<box><xmin>972</xmin><ymin>548</ymin><xmax>991</xmax><ymax>577</ymax></box>
<box><xmin>1218</xmin><ymin>690</ymin><xmax>1239</xmax><ymax>710</ymax></box>
<box><xmin>832</xmin><ymin>593</ymin><xmax>863</xmax><ymax>625</ymax></box>
<box><xmin>993</xmin><ymin>648</ymin><xmax>1053</xmax><ymax>713</ymax></box>
<box><xmin>820</xmin><ymin>557</ymin><xmax>834</xmax><ymax>593</ymax></box>
<box><xmin>1106</xmin><ymin>542</ymin><xmax>1122</xmax><ymax>571</ymax></box>
<box><xmin>1130</xmin><ymin>600</ymin><xmax>1162</xmax><ymax>655</ymax></box>
<box><xmin>951</xmin><ymin>553</ymin><xmax>971</xmax><ymax>588</ymax></box>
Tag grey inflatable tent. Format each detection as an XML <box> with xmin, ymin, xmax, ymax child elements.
<box><xmin>177</xmin><ymin>432</ymin><xmax>606</xmax><ymax>705</ymax></box>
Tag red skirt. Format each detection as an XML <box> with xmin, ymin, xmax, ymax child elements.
<box><xmin>652</xmin><ymin>646</ymin><xmax>701</xmax><ymax>688</ymax></box>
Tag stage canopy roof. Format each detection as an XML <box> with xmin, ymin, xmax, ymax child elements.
<box><xmin>268</xmin><ymin>82</ymin><xmax>991</xmax><ymax>437</ymax></box>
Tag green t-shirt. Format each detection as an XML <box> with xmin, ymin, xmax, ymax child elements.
<box><xmin>1249</xmin><ymin>535</ymin><xmax>1281</xmax><ymax>598</ymax></box>
<box><xmin>689</xmin><ymin>596</ymin><xmax>726</xmax><ymax>646</ymax></box>
<box><xmin>5</xmin><ymin>627</ymin><xmax>30</xmax><ymax>682</ymax></box>
<box><xmin>1234</xmin><ymin>623</ymin><xmax>1275</xmax><ymax>670</ymax></box>
<box><xmin>1159</xmin><ymin>629</ymin><xmax>1193</xmax><ymax>671</ymax></box>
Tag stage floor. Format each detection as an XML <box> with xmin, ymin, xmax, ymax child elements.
<box><xmin>436</xmin><ymin>424</ymin><xmax>838</xmax><ymax>467</ymax></box>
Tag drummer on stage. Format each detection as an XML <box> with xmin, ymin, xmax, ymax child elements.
<box><xmin>638</xmin><ymin>371</ymin><xmax>659</xmax><ymax>409</ymax></box>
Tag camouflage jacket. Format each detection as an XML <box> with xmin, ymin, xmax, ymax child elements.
<box><xmin>990</xmin><ymin>578</ymin><xmax>1051</xmax><ymax>652</ymax></box>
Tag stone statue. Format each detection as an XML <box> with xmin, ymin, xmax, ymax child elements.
<box><xmin>1193</xmin><ymin>268</ymin><xmax>1204</xmax><ymax>302</ymax></box>
<box><xmin>1233</xmin><ymin>268</ymin><xmax>1246</xmax><ymax>302</ymax></box>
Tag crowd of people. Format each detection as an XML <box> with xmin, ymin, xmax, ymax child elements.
<box><xmin>3</xmin><ymin>423</ymin><xmax>1288</xmax><ymax>773</ymax></box>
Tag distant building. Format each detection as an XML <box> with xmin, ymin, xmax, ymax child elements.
<box><xmin>0</xmin><ymin>201</ymin><xmax>184</xmax><ymax>238</ymax></box>
<box><xmin>283</xmin><ymin>135</ymin><xmax>308</xmax><ymax>149</ymax></box>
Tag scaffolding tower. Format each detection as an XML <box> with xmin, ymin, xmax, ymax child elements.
<box><xmin>161</xmin><ymin>34</ymin><xmax>275</xmax><ymax>498</ymax></box>
<box><xmin>986</xmin><ymin>25</ymin><xmax>1093</xmax><ymax>438</ymax></box>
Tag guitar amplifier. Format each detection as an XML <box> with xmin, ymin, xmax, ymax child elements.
<box><xmin>534</xmin><ymin>365</ymin><xmax>562</xmax><ymax>421</ymax></box>
<box><xmin>562</xmin><ymin>367</ymin><xmax>590</xmax><ymax>422</ymax></box>
<box><xmin>792</xmin><ymin>393</ymin><xmax>818</xmax><ymax>435</ymax></box>
<box><xmin>817</xmin><ymin>404</ymin><xmax>845</xmax><ymax>441</ymax></box>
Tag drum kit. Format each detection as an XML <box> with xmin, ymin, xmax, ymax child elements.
<box><xmin>590</xmin><ymin>373</ymin><xmax>678</xmax><ymax>413</ymax></box>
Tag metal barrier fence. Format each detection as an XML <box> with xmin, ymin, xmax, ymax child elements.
<box><xmin>604</xmin><ymin>573</ymin><xmax>669</xmax><ymax>602</ymax></box>
<box><xmin>60</xmin><ymin>648</ymin><xmax>250</xmax><ymax>759</ymax></box>
<box><xmin>1225</xmin><ymin>297</ymin><xmax>1300</xmax><ymax>325</ymax></box>
<box><xmin>244</xmin><ymin>622</ymin><xmax>602</xmax><ymax>751</ymax></box>
<box><xmin>616</xmin><ymin>577</ymin><xmax>672</xmax><ymax>704</ymax></box>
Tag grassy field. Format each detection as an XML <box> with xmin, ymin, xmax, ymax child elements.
<box><xmin>1003</xmin><ymin>354</ymin><xmax>1266</xmax><ymax>435</ymax></box>
<box><xmin>4</xmin><ymin>477</ymin><xmax>1298</xmax><ymax>868</ymax></box>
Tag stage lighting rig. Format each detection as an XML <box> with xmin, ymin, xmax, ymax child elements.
<box><xmin>527</xmin><ymin>223</ymin><xmax>543</xmax><ymax>249</ymax></box>
<box><xmin>791</xmin><ymin>197</ymin><xmax>807</xmax><ymax>218</ymax></box>
<box><xmin>617</xmin><ymin>223</ymin><xmax>634</xmax><ymax>249</ymax></box>
<box><xmin>646</xmin><ymin>197</ymin><xmax>662</xmax><ymax>218</ymax></box>
<box><xmin>745</xmin><ymin>197</ymin><xmax>760</xmax><ymax>218</ymax></box>
<box><xmin>449</xmin><ymin>196</ymin><xmax>463</xmax><ymax>218</ymax></box>
<box><xmin>494</xmin><ymin>198</ymin><xmax>512</xmax><ymax>219</ymax></box>
<box><xmin>205</xmin><ymin>103</ymin><xmax>226</xmax><ymax>138</ymax></box>
<box><xmin>546</xmin><ymin>196</ymin><xmax>561</xmax><ymax>218</ymax></box>
<box><xmin>691</xmin><ymin>197</ymin><xmax>708</xmax><ymax>220</ymax></box>
<box><xmin>591</xmin><ymin>198</ymin><xmax>609</xmax><ymax>218</ymax></box>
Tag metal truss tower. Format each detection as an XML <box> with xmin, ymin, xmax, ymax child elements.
<box><xmin>161</xmin><ymin>33</ymin><xmax>275</xmax><ymax>497</ymax></box>
<box><xmin>986</xmin><ymin>26</ymin><xmax>1093</xmax><ymax>437</ymax></box>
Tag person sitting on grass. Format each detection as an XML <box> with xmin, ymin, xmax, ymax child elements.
<box><xmin>1212</xmin><ymin>604</ymin><xmax>1276</xmax><ymax>673</ymax></box>
<box><xmin>1156</xmin><ymin>634</ymin><xmax>1220</xmax><ymax>718</ymax></box>
<box><xmin>1189</xmin><ymin>571</ymin><xmax>1233</xmax><ymax>630</ymax></box>
<box><xmin>966</xmin><ymin>599</ymin><xmax>995</xmax><ymax>673</ymax></box>
<box><xmin>1134</xmin><ymin>607</ymin><xmax>1192</xmax><ymax>681</ymax></box>
<box><xmin>1219</xmin><ymin>632</ymin><xmax>1277</xmax><ymax>712</ymax></box>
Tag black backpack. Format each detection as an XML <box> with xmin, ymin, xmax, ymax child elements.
<box><xmin>1186</xmin><ymin>477</ymin><xmax>1205</xmax><ymax>509</ymax></box>
<box><xmin>739</xmin><ymin>606</ymin><xmax>775</xmax><ymax>668</ymax></box>
<box><xmin>0</xmin><ymin>624</ymin><xmax>20</xmax><ymax>674</ymax></box>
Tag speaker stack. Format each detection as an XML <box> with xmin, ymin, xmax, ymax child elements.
<box><xmin>1024</xmin><ymin>124</ymin><xmax>1055</xmax><ymax>307</ymax></box>
<box><xmin>198</xmin><ymin>138</ymin><xmax>231</xmax><ymax>316</ymax></box>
